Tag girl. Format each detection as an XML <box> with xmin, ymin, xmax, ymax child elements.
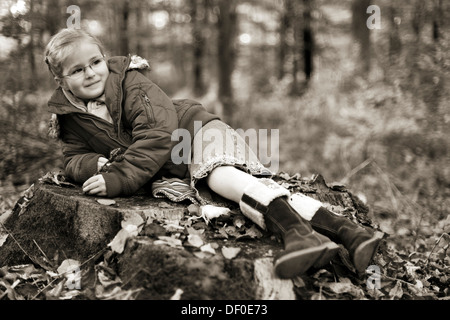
<box><xmin>44</xmin><ymin>28</ymin><xmax>381</xmax><ymax>279</ymax></box>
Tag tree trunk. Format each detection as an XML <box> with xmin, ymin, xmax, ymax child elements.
<box><xmin>27</xmin><ymin>0</ymin><xmax>36</xmax><ymax>91</ymax></box>
<box><xmin>351</xmin><ymin>0</ymin><xmax>371</xmax><ymax>74</ymax></box>
<box><xmin>388</xmin><ymin>5</ymin><xmax>402</xmax><ymax>65</ymax></box>
<box><xmin>433</xmin><ymin>0</ymin><xmax>443</xmax><ymax>41</ymax></box>
<box><xmin>134</xmin><ymin>3</ymin><xmax>143</xmax><ymax>55</ymax></box>
<box><xmin>303</xmin><ymin>0</ymin><xmax>314</xmax><ymax>82</ymax></box>
<box><xmin>216</xmin><ymin>0</ymin><xmax>238</xmax><ymax>125</ymax></box>
<box><xmin>45</xmin><ymin>0</ymin><xmax>63</xmax><ymax>35</ymax></box>
<box><xmin>190</xmin><ymin>0</ymin><xmax>207</xmax><ymax>96</ymax></box>
<box><xmin>290</xmin><ymin>0</ymin><xmax>302</xmax><ymax>95</ymax></box>
<box><xmin>0</xmin><ymin>173</ymin><xmax>381</xmax><ymax>299</ymax></box>
<box><xmin>118</xmin><ymin>0</ymin><xmax>130</xmax><ymax>56</ymax></box>
<box><xmin>278</xmin><ymin>0</ymin><xmax>291</xmax><ymax>80</ymax></box>
<box><xmin>411</xmin><ymin>0</ymin><xmax>425</xmax><ymax>41</ymax></box>
<box><xmin>167</xmin><ymin>7</ymin><xmax>188</xmax><ymax>90</ymax></box>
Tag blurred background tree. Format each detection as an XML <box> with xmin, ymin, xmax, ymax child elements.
<box><xmin>0</xmin><ymin>0</ymin><xmax>449</xmax><ymax>244</ymax></box>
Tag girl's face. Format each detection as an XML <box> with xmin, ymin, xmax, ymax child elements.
<box><xmin>59</xmin><ymin>41</ymin><xmax>109</xmax><ymax>101</ymax></box>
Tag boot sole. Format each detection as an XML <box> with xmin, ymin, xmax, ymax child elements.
<box><xmin>313</xmin><ymin>242</ymin><xmax>340</xmax><ymax>269</ymax></box>
<box><xmin>353</xmin><ymin>231</ymin><xmax>384</xmax><ymax>273</ymax></box>
<box><xmin>274</xmin><ymin>242</ymin><xmax>339</xmax><ymax>279</ymax></box>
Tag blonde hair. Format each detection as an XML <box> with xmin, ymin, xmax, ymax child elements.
<box><xmin>44</xmin><ymin>28</ymin><xmax>105</xmax><ymax>78</ymax></box>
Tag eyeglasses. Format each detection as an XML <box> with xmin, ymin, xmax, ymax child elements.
<box><xmin>61</xmin><ymin>57</ymin><xmax>106</xmax><ymax>79</ymax></box>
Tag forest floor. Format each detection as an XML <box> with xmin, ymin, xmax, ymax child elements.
<box><xmin>1</xmin><ymin>170</ymin><xmax>448</xmax><ymax>301</ymax></box>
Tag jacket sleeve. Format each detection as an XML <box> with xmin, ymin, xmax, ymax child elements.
<box><xmin>101</xmin><ymin>72</ymin><xmax>178</xmax><ymax>197</ymax></box>
<box><xmin>59</xmin><ymin>118</ymin><xmax>102</xmax><ymax>183</ymax></box>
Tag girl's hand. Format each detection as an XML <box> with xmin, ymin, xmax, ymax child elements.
<box><xmin>83</xmin><ymin>174</ymin><xmax>107</xmax><ymax>196</ymax></box>
<box><xmin>97</xmin><ymin>157</ymin><xmax>109</xmax><ymax>172</ymax></box>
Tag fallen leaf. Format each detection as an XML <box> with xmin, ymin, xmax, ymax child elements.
<box><xmin>154</xmin><ymin>236</ymin><xmax>183</xmax><ymax>248</ymax></box>
<box><xmin>59</xmin><ymin>289</ymin><xmax>83</xmax><ymax>300</ymax></box>
<box><xmin>233</xmin><ymin>215</ymin><xmax>246</xmax><ymax>229</ymax></box>
<box><xmin>187</xmin><ymin>204</ymin><xmax>200</xmax><ymax>216</ymax></box>
<box><xmin>108</xmin><ymin>213</ymin><xmax>145</xmax><ymax>253</ymax></box>
<box><xmin>244</xmin><ymin>225</ymin><xmax>263</xmax><ymax>238</ymax></box>
<box><xmin>292</xmin><ymin>276</ymin><xmax>306</xmax><ymax>288</ymax></box>
<box><xmin>57</xmin><ymin>259</ymin><xmax>82</xmax><ymax>290</ymax></box>
<box><xmin>97</xmin><ymin>199</ymin><xmax>116</xmax><ymax>206</ymax></box>
<box><xmin>95</xmin><ymin>284</ymin><xmax>137</xmax><ymax>300</ymax></box>
<box><xmin>224</xmin><ymin>225</ymin><xmax>239</xmax><ymax>237</ymax></box>
<box><xmin>389</xmin><ymin>281</ymin><xmax>404</xmax><ymax>299</ymax></box>
<box><xmin>57</xmin><ymin>259</ymin><xmax>80</xmax><ymax>275</ymax></box>
<box><xmin>0</xmin><ymin>209</ymin><xmax>12</xmax><ymax>224</ymax></box>
<box><xmin>310</xmin><ymin>292</ymin><xmax>326</xmax><ymax>300</ymax></box>
<box><xmin>324</xmin><ymin>278</ymin><xmax>365</xmax><ymax>299</ymax></box>
<box><xmin>122</xmin><ymin>213</ymin><xmax>145</xmax><ymax>235</ymax></box>
<box><xmin>108</xmin><ymin>228</ymin><xmax>133</xmax><ymax>254</ymax></box>
<box><xmin>45</xmin><ymin>279</ymin><xmax>64</xmax><ymax>300</ymax></box>
<box><xmin>325</xmin><ymin>278</ymin><xmax>354</xmax><ymax>294</ymax></box>
<box><xmin>366</xmin><ymin>288</ymin><xmax>385</xmax><ymax>299</ymax></box>
<box><xmin>97</xmin><ymin>269</ymin><xmax>122</xmax><ymax>287</ymax></box>
<box><xmin>9</xmin><ymin>264</ymin><xmax>43</xmax><ymax>280</ymax></box>
<box><xmin>170</xmin><ymin>288</ymin><xmax>184</xmax><ymax>300</ymax></box>
<box><xmin>211</xmin><ymin>243</ymin><xmax>219</xmax><ymax>249</ymax></box>
<box><xmin>186</xmin><ymin>234</ymin><xmax>204</xmax><ymax>248</ymax></box>
<box><xmin>405</xmin><ymin>263</ymin><xmax>421</xmax><ymax>279</ymax></box>
<box><xmin>221</xmin><ymin>246</ymin><xmax>241</xmax><ymax>259</ymax></box>
<box><xmin>186</xmin><ymin>226</ymin><xmax>205</xmax><ymax>235</ymax></box>
<box><xmin>162</xmin><ymin>222</ymin><xmax>184</xmax><ymax>232</ymax></box>
<box><xmin>193</xmin><ymin>251</ymin><xmax>210</xmax><ymax>259</ymax></box>
<box><xmin>200</xmin><ymin>243</ymin><xmax>216</xmax><ymax>254</ymax></box>
<box><xmin>278</xmin><ymin>172</ymin><xmax>291</xmax><ymax>180</ymax></box>
<box><xmin>201</xmin><ymin>205</ymin><xmax>230</xmax><ymax>224</ymax></box>
<box><xmin>0</xmin><ymin>233</ymin><xmax>8</xmax><ymax>247</ymax></box>
<box><xmin>39</xmin><ymin>172</ymin><xmax>75</xmax><ymax>187</ymax></box>
<box><xmin>406</xmin><ymin>280</ymin><xmax>424</xmax><ymax>296</ymax></box>
<box><xmin>217</xmin><ymin>228</ymin><xmax>228</xmax><ymax>239</ymax></box>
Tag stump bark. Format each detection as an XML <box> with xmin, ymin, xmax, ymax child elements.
<box><xmin>0</xmin><ymin>172</ymin><xmax>380</xmax><ymax>299</ymax></box>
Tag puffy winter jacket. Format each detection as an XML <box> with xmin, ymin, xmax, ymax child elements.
<box><xmin>47</xmin><ymin>55</ymin><xmax>220</xmax><ymax>197</ymax></box>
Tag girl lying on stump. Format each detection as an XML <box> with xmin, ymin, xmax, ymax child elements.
<box><xmin>44</xmin><ymin>28</ymin><xmax>382</xmax><ymax>279</ymax></box>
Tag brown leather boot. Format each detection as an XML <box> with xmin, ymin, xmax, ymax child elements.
<box><xmin>264</xmin><ymin>197</ymin><xmax>340</xmax><ymax>278</ymax></box>
<box><xmin>310</xmin><ymin>207</ymin><xmax>383</xmax><ymax>273</ymax></box>
<box><xmin>239</xmin><ymin>179</ymin><xmax>339</xmax><ymax>279</ymax></box>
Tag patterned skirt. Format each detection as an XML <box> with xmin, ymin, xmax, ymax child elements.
<box><xmin>151</xmin><ymin>119</ymin><xmax>273</xmax><ymax>206</ymax></box>
<box><xmin>190</xmin><ymin>119</ymin><xmax>273</xmax><ymax>204</ymax></box>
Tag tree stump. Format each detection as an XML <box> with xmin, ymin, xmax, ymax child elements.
<box><xmin>0</xmin><ymin>172</ymin><xmax>382</xmax><ymax>300</ymax></box>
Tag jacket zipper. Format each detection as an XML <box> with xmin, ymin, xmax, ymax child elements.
<box><xmin>141</xmin><ymin>92</ymin><xmax>155</xmax><ymax>125</ymax></box>
<box><xmin>115</xmin><ymin>55</ymin><xmax>130</xmax><ymax>138</ymax></box>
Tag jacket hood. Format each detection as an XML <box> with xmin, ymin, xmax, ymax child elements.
<box><xmin>107</xmin><ymin>54</ymin><xmax>150</xmax><ymax>76</ymax></box>
<box><xmin>47</xmin><ymin>55</ymin><xmax>150</xmax><ymax>115</ymax></box>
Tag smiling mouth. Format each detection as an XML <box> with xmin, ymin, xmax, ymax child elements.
<box><xmin>85</xmin><ymin>81</ymin><xmax>100</xmax><ymax>88</ymax></box>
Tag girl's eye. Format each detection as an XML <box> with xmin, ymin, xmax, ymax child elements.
<box><xmin>92</xmin><ymin>59</ymin><xmax>102</xmax><ymax>66</ymax></box>
<box><xmin>71</xmin><ymin>68</ymin><xmax>83</xmax><ymax>76</ymax></box>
